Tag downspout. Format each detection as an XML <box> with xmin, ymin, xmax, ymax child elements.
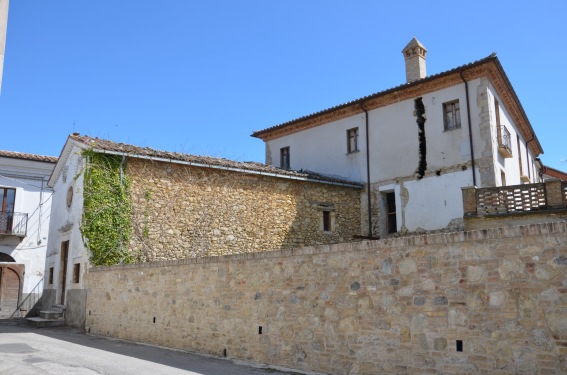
<box><xmin>525</xmin><ymin>135</ymin><xmax>535</xmax><ymax>180</ymax></box>
<box><xmin>119</xmin><ymin>155</ymin><xmax>126</xmax><ymax>262</ymax></box>
<box><xmin>360</xmin><ymin>103</ymin><xmax>372</xmax><ymax>237</ymax></box>
<box><xmin>459</xmin><ymin>70</ymin><xmax>477</xmax><ymax>186</ymax></box>
<box><xmin>37</xmin><ymin>178</ymin><xmax>45</xmax><ymax>245</ymax></box>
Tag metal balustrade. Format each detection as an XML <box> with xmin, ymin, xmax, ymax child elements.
<box><xmin>0</xmin><ymin>211</ymin><xmax>28</xmax><ymax>237</ymax></box>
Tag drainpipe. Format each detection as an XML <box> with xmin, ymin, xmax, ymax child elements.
<box><xmin>119</xmin><ymin>155</ymin><xmax>126</xmax><ymax>262</ymax></box>
<box><xmin>525</xmin><ymin>135</ymin><xmax>535</xmax><ymax>180</ymax></box>
<box><xmin>459</xmin><ymin>70</ymin><xmax>477</xmax><ymax>187</ymax></box>
<box><xmin>360</xmin><ymin>103</ymin><xmax>372</xmax><ymax>237</ymax></box>
<box><xmin>37</xmin><ymin>178</ymin><xmax>45</xmax><ymax>245</ymax></box>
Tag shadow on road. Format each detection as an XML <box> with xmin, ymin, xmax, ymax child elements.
<box><xmin>0</xmin><ymin>319</ymin><xmax>301</xmax><ymax>375</ymax></box>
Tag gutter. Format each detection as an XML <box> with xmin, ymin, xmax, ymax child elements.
<box><xmin>459</xmin><ymin>70</ymin><xmax>477</xmax><ymax>186</ymax></box>
<box><xmin>88</xmin><ymin>148</ymin><xmax>364</xmax><ymax>189</ymax></box>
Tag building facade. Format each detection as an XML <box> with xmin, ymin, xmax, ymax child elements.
<box><xmin>0</xmin><ymin>150</ymin><xmax>55</xmax><ymax>318</ymax></box>
<box><xmin>252</xmin><ymin>38</ymin><xmax>544</xmax><ymax>238</ymax></box>
<box><xmin>44</xmin><ymin>133</ymin><xmax>363</xmax><ymax>327</ymax></box>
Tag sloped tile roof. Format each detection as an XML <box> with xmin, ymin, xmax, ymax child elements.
<box><xmin>70</xmin><ymin>133</ymin><xmax>363</xmax><ymax>188</ymax></box>
<box><xmin>251</xmin><ymin>54</ymin><xmax>498</xmax><ymax>138</ymax></box>
<box><xmin>0</xmin><ymin>150</ymin><xmax>58</xmax><ymax>163</ymax></box>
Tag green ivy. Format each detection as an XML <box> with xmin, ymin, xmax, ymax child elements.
<box><xmin>80</xmin><ymin>150</ymin><xmax>133</xmax><ymax>266</ymax></box>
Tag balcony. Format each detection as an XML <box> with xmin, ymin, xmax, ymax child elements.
<box><xmin>498</xmin><ymin>125</ymin><xmax>513</xmax><ymax>158</ymax></box>
<box><xmin>0</xmin><ymin>212</ymin><xmax>28</xmax><ymax>237</ymax></box>
<box><xmin>462</xmin><ymin>180</ymin><xmax>567</xmax><ymax>230</ymax></box>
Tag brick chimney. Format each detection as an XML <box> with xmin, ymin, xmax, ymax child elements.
<box><xmin>402</xmin><ymin>37</ymin><xmax>427</xmax><ymax>83</ymax></box>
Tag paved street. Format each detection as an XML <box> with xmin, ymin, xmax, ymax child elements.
<box><xmin>0</xmin><ymin>320</ymin><xmax>311</xmax><ymax>375</ymax></box>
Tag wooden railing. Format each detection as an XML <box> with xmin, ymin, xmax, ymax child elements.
<box><xmin>462</xmin><ymin>180</ymin><xmax>566</xmax><ymax>217</ymax></box>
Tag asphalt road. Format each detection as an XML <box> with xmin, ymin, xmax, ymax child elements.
<box><xmin>0</xmin><ymin>319</ymin><xmax>313</xmax><ymax>375</ymax></box>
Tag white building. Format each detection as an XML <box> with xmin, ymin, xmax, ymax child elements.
<box><xmin>0</xmin><ymin>150</ymin><xmax>56</xmax><ymax>318</ymax></box>
<box><xmin>252</xmin><ymin>38</ymin><xmax>544</xmax><ymax>238</ymax></box>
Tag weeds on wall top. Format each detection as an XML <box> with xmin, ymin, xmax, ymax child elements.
<box><xmin>80</xmin><ymin>150</ymin><xmax>133</xmax><ymax>266</ymax></box>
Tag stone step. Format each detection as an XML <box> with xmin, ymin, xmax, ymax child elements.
<box><xmin>39</xmin><ymin>310</ymin><xmax>63</xmax><ymax>320</ymax></box>
<box><xmin>26</xmin><ymin>317</ymin><xmax>65</xmax><ymax>328</ymax></box>
<box><xmin>51</xmin><ymin>304</ymin><xmax>66</xmax><ymax>311</ymax></box>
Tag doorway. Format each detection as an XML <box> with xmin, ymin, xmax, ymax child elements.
<box><xmin>60</xmin><ymin>241</ymin><xmax>69</xmax><ymax>305</ymax></box>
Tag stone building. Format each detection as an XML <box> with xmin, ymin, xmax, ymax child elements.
<box><xmin>252</xmin><ymin>38</ymin><xmax>545</xmax><ymax>238</ymax></box>
<box><xmin>44</xmin><ymin>133</ymin><xmax>362</xmax><ymax>327</ymax></box>
<box><xmin>0</xmin><ymin>150</ymin><xmax>56</xmax><ymax>318</ymax></box>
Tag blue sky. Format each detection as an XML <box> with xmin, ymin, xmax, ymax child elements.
<box><xmin>1</xmin><ymin>1</ymin><xmax>566</xmax><ymax>171</ymax></box>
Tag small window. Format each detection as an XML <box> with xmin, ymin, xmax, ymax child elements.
<box><xmin>72</xmin><ymin>263</ymin><xmax>80</xmax><ymax>283</ymax></box>
<box><xmin>500</xmin><ymin>170</ymin><xmax>506</xmax><ymax>187</ymax></box>
<box><xmin>347</xmin><ymin>127</ymin><xmax>359</xmax><ymax>153</ymax></box>
<box><xmin>322</xmin><ymin>211</ymin><xmax>332</xmax><ymax>232</ymax></box>
<box><xmin>48</xmin><ymin>267</ymin><xmax>54</xmax><ymax>284</ymax></box>
<box><xmin>280</xmin><ymin>147</ymin><xmax>290</xmax><ymax>170</ymax></box>
<box><xmin>443</xmin><ymin>100</ymin><xmax>461</xmax><ymax>130</ymax></box>
<box><xmin>384</xmin><ymin>192</ymin><xmax>397</xmax><ymax>234</ymax></box>
<box><xmin>66</xmin><ymin>186</ymin><xmax>73</xmax><ymax>208</ymax></box>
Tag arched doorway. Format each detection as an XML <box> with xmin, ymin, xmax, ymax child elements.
<box><xmin>0</xmin><ymin>263</ymin><xmax>23</xmax><ymax>319</ymax></box>
<box><xmin>0</xmin><ymin>253</ymin><xmax>15</xmax><ymax>262</ymax></box>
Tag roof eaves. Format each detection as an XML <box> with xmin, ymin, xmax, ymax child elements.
<box><xmin>251</xmin><ymin>54</ymin><xmax>498</xmax><ymax>138</ymax></box>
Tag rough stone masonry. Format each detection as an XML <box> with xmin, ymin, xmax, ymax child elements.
<box><xmin>86</xmin><ymin>221</ymin><xmax>567</xmax><ymax>374</ymax></box>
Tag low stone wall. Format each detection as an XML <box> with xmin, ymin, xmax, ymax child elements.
<box><xmin>86</xmin><ymin>222</ymin><xmax>567</xmax><ymax>374</ymax></box>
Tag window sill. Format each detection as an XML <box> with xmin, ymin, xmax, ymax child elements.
<box><xmin>443</xmin><ymin>127</ymin><xmax>462</xmax><ymax>132</ymax></box>
<box><xmin>346</xmin><ymin>150</ymin><xmax>360</xmax><ymax>155</ymax></box>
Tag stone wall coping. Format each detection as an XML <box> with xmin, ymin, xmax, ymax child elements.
<box><xmin>89</xmin><ymin>220</ymin><xmax>567</xmax><ymax>273</ymax></box>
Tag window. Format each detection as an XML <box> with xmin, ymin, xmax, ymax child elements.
<box><xmin>48</xmin><ymin>267</ymin><xmax>54</xmax><ymax>284</ymax></box>
<box><xmin>500</xmin><ymin>170</ymin><xmax>506</xmax><ymax>187</ymax></box>
<box><xmin>0</xmin><ymin>187</ymin><xmax>16</xmax><ymax>233</ymax></box>
<box><xmin>72</xmin><ymin>263</ymin><xmax>80</xmax><ymax>283</ymax></box>
<box><xmin>280</xmin><ymin>147</ymin><xmax>290</xmax><ymax>170</ymax></box>
<box><xmin>443</xmin><ymin>100</ymin><xmax>461</xmax><ymax>130</ymax></box>
<box><xmin>322</xmin><ymin>211</ymin><xmax>332</xmax><ymax>232</ymax></box>
<box><xmin>66</xmin><ymin>186</ymin><xmax>73</xmax><ymax>208</ymax></box>
<box><xmin>347</xmin><ymin>127</ymin><xmax>359</xmax><ymax>153</ymax></box>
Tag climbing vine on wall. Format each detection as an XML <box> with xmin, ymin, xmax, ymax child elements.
<box><xmin>80</xmin><ymin>150</ymin><xmax>133</xmax><ymax>266</ymax></box>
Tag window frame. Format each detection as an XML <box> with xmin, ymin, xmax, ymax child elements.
<box><xmin>72</xmin><ymin>263</ymin><xmax>80</xmax><ymax>283</ymax></box>
<box><xmin>346</xmin><ymin>127</ymin><xmax>359</xmax><ymax>154</ymax></box>
<box><xmin>443</xmin><ymin>99</ymin><xmax>461</xmax><ymax>131</ymax></box>
<box><xmin>280</xmin><ymin>147</ymin><xmax>290</xmax><ymax>170</ymax></box>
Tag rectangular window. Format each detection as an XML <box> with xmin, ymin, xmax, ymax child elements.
<box><xmin>322</xmin><ymin>211</ymin><xmax>332</xmax><ymax>232</ymax></box>
<box><xmin>48</xmin><ymin>267</ymin><xmax>54</xmax><ymax>284</ymax></box>
<box><xmin>443</xmin><ymin>100</ymin><xmax>461</xmax><ymax>130</ymax></box>
<box><xmin>347</xmin><ymin>127</ymin><xmax>359</xmax><ymax>153</ymax></box>
<box><xmin>500</xmin><ymin>170</ymin><xmax>506</xmax><ymax>187</ymax></box>
<box><xmin>280</xmin><ymin>147</ymin><xmax>290</xmax><ymax>170</ymax></box>
<box><xmin>0</xmin><ymin>187</ymin><xmax>16</xmax><ymax>233</ymax></box>
<box><xmin>72</xmin><ymin>263</ymin><xmax>80</xmax><ymax>283</ymax></box>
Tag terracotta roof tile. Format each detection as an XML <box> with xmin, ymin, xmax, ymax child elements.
<box><xmin>0</xmin><ymin>150</ymin><xmax>58</xmax><ymax>163</ymax></box>
<box><xmin>70</xmin><ymin>134</ymin><xmax>363</xmax><ymax>188</ymax></box>
<box><xmin>251</xmin><ymin>54</ymin><xmax>498</xmax><ymax>137</ymax></box>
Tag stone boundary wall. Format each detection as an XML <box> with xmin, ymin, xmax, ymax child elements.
<box><xmin>86</xmin><ymin>222</ymin><xmax>567</xmax><ymax>374</ymax></box>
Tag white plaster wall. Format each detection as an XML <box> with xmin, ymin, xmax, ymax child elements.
<box><xmin>267</xmin><ymin>114</ymin><xmax>368</xmax><ymax>182</ymax></box>
<box><xmin>266</xmin><ymin>82</ymin><xmax>480</xmax><ymax>184</ymax></box>
<box><xmin>488</xmin><ymin>86</ymin><xmax>539</xmax><ymax>186</ymax></box>
<box><xmin>45</xmin><ymin>144</ymin><xmax>87</xmax><ymax>302</ymax></box>
<box><xmin>401</xmin><ymin>170</ymin><xmax>472</xmax><ymax>231</ymax></box>
<box><xmin>264</xmin><ymin>79</ymin><xmax>491</xmax><ymax>232</ymax></box>
<box><xmin>0</xmin><ymin>157</ymin><xmax>54</xmax><ymax>294</ymax></box>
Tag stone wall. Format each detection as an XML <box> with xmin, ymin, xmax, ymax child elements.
<box><xmin>126</xmin><ymin>158</ymin><xmax>362</xmax><ymax>261</ymax></box>
<box><xmin>86</xmin><ymin>222</ymin><xmax>567</xmax><ymax>374</ymax></box>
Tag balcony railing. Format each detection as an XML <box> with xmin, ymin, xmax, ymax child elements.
<box><xmin>498</xmin><ymin>125</ymin><xmax>513</xmax><ymax>158</ymax></box>
<box><xmin>462</xmin><ymin>180</ymin><xmax>566</xmax><ymax>217</ymax></box>
<box><xmin>0</xmin><ymin>211</ymin><xmax>28</xmax><ymax>237</ymax></box>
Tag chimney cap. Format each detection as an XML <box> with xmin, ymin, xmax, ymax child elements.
<box><xmin>402</xmin><ymin>37</ymin><xmax>427</xmax><ymax>59</ymax></box>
